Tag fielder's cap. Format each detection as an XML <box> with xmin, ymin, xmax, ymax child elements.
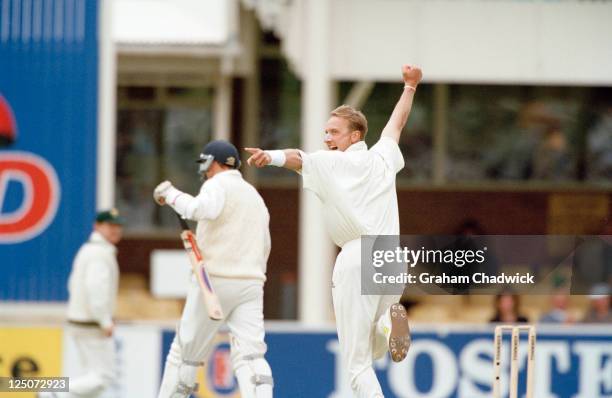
<box><xmin>196</xmin><ymin>140</ymin><xmax>241</xmax><ymax>169</ymax></box>
<box><xmin>588</xmin><ymin>283</ymin><xmax>610</xmax><ymax>300</ymax></box>
<box><xmin>95</xmin><ymin>208</ymin><xmax>125</xmax><ymax>225</ymax></box>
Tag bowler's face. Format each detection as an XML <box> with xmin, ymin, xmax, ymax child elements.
<box><xmin>323</xmin><ymin>116</ymin><xmax>360</xmax><ymax>152</ymax></box>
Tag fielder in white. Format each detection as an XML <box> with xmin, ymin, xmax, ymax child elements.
<box><xmin>39</xmin><ymin>209</ymin><xmax>123</xmax><ymax>398</ymax></box>
<box><xmin>246</xmin><ymin>65</ymin><xmax>422</xmax><ymax>398</ymax></box>
<box><xmin>153</xmin><ymin>140</ymin><xmax>273</xmax><ymax>398</ymax></box>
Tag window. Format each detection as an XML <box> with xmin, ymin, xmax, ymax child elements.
<box><xmin>339</xmin><ymin>83</ymin><xmax>612</xmax><ymax>186</ymax></box>
<box><xmin>257</xmin><ymin>57</ymin><xmax>302</xmax><ymax>184</ymax></box>
<box><xmin>446</xmin><ymin>85</ymin><xmax>606</xmax><ymax>183</ymax></box>
<box><xmin>116</xmin><ymin>86</ymin><xmax>213</xmax><ymax>232</ymax></box>
<box><xmin>356</xmin><ymin>82</ymin><xmax>434</xmax><ymax>182</ymax></box>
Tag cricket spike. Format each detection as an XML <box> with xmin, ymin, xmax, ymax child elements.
<box><xmin>175</xmin><ymin>213</ymin><xmax>190</xmax><ymax>231</ymax></box>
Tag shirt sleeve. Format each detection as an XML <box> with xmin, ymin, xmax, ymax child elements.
<box><xmin>85</xmin><ymin>260</ymin><xmax>113</xmax><ymax>329</ymax></box>
<box><xmin>173</xmin><ymin>179</ymin><xmax>226</xmax><ymax>221</ymax></box>
<box><xmin>370</xmin><ymin>136</ymin><xmax>405</xmax><ymax>174</ymax></box>
<box><xmin>263</xmin><ymin>218</ymin><xmax>272</xmax><ymax>263</ymax></box>
<box><xmin>299</xmin><ymin>150</ymin><xmax>336</xmax><ymax>200</ymax></box>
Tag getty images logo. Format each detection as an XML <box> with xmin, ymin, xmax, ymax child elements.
<box><xmin>0</xmin><ymin>94</ymin><xmax>61</xmax><ymax>243</ymax></box>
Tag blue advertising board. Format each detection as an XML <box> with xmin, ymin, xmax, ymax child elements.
<box><xmin>161</xmin><ymin>325</ymin><xmax>612</xmax><ymax>398</ymax></box>
<box><xmin>0</xmin><ymin>0</ymin><xmax>98</xmax><ymax>300</ymax></box>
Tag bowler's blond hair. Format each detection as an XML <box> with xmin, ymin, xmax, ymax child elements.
<box><xmin>331</xmin><ymin>105</ymin><xmax>368</xmax><ymax>139</ymax></box>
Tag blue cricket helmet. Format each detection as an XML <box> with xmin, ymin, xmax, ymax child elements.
<box><xmin>196</xmin><ymin>140</ymin><xmax>241</xmax><ymax>174</ymax></box>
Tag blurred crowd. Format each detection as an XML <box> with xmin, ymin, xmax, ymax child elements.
<box><xmin>491</xmin><ymin>286</ymin><xmax>612</xmax><ymax>325</ymax></box>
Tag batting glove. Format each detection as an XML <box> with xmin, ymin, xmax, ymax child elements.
<box><xmin>153</xmin><ymin>180</ymin><xmax>182</xmax><ymax>206</ymax></box>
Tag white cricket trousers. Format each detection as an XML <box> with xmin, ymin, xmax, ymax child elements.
<box><xmin>158</xmin><ymin>276</ymin><xmax>272</xmax><ymax>398</ymax></box>
<box><xmin>55</xmin><ymin>325</ymin><xmax>116</xmax><ymax>397</ymax></box>
<box><xmin>332</xmin><ymin>238</ymin><xmax>400</xmax><ymax>398</ymax></box>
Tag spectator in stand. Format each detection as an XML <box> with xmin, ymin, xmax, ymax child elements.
<box><xmin>586</xmin><ymin>105</ymin><xmax>612</xmax><ymax>182</ymax></box>
<box><xmin>582</xmin><ymin>284</ymin><xmax>612</xmax><ymax>323</ymax></box>
<box><xmin>532</xmin><ymin>124</ymin><xmax>573</xmax><ymax>181</ymax></box>
<box><xmin>490</xmin><ymin>292</ymin><xmax>528</xmax><ymax>323</ymax></box>
<box><xmin>540</xmin><ymin>288</ymin><xmax>575</xmax><ymax>324</ymax></box>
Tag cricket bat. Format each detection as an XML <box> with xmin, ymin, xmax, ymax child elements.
<box><xmin>175</xmin><ymin>213</ymin><xmax>224</xmax><ymax>320</ymax></box>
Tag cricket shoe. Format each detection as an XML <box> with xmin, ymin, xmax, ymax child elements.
<box><xmin>381</xmin><ymin>303</ymin><xmax>411</xmax><ymax>362</ymax></box>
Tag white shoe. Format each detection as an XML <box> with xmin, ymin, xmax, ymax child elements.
<box><xmin>382</xmin><ymin>303</ymin><xmax>411</xmax><ymax>362</ymax></box>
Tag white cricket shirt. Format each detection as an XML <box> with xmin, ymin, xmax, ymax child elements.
<box><xmin>67</xmin><ymin>231</ymin><xmax>119</xmax><ymax>329</ymax></box>
<box><xmin>300</xmin><ymin>137</ymin><xmax>404</xmax><ymax>247</ymax></box>
<box><xmin>188</xmin><ymin>170</ymin><xmax>271</xmax><ymax>281</ymax></box>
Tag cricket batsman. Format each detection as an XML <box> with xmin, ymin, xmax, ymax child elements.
<box><xmin>246</xmin><ymin>65</ymin><xmax>422</xmax><ymax>398</ymax></box>
<box><xmin>153</xmin><ymin>140</ymin><xmax>274</xmax><ymax>398</ymax></box>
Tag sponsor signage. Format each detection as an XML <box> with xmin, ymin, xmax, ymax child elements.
<box><xmin>0</xmin><ymin>327</ymin><xmax>63</xmax><ymax>398</ymax></box>
<box><xmin>2</xmin><ymin>323</ymin><xmax>609</xmax><ymax>397</ymax></box>
<box><xmin>162</xmin><ymin>324</ymin><xmax>612</xmax><ymax>398</ymax></box>
<box><xmin>0</xmin><ymin>0</ymin><xmax>99</xmax><ymax>300</ymax></box>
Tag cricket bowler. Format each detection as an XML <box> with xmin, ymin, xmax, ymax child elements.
<box><xmin>246</xmin><ymin>64</ymin><xmax>422</xmax><ymax>398</ymax></box>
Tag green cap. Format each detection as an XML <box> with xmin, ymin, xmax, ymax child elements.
<box><xmin>95</xmin><ymin>208</ymin><xmax>125</xmax><ymax>225</ymax></box>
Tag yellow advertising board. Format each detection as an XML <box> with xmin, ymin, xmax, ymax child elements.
<box><xmin>0</xmin><ymin>327</ymin><xmax>63</xmax><ymax>397</ymax></box>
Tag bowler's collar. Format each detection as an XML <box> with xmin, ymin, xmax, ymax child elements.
<box><xmin>345</xmin><ymin>141</ymin><xmax>367</xmax><ymax>152</ymax></box>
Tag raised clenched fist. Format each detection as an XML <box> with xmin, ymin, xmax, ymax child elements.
<box><xmin>153</xmin><ymin>180</ymin><xmax>173</xmax><ymax>205</ymax></box>
<box><xmin>402</xmin><ymin>65</ymin><xmax>423</xmax><ymax>88</ymax></box>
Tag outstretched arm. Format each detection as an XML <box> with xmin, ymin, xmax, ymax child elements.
<box><xmin>381</xmin><ymin>65</ymin><xmax>423</xmax><ymax>143</ymax></box>
<box><xmin>153</xmin><ymin>180</ymin><xmax>225</xmax><ymax>220</ymax></box>
<box><xmin>245</xmin><ymin>148</ymin><xmax>303</xmax><ymax>171</ymax></box>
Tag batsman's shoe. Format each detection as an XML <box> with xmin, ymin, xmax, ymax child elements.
<box><xmin>383</xmin><ymin>303</ymin><xmax>411</xmax><ymax>362</ymax></box>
